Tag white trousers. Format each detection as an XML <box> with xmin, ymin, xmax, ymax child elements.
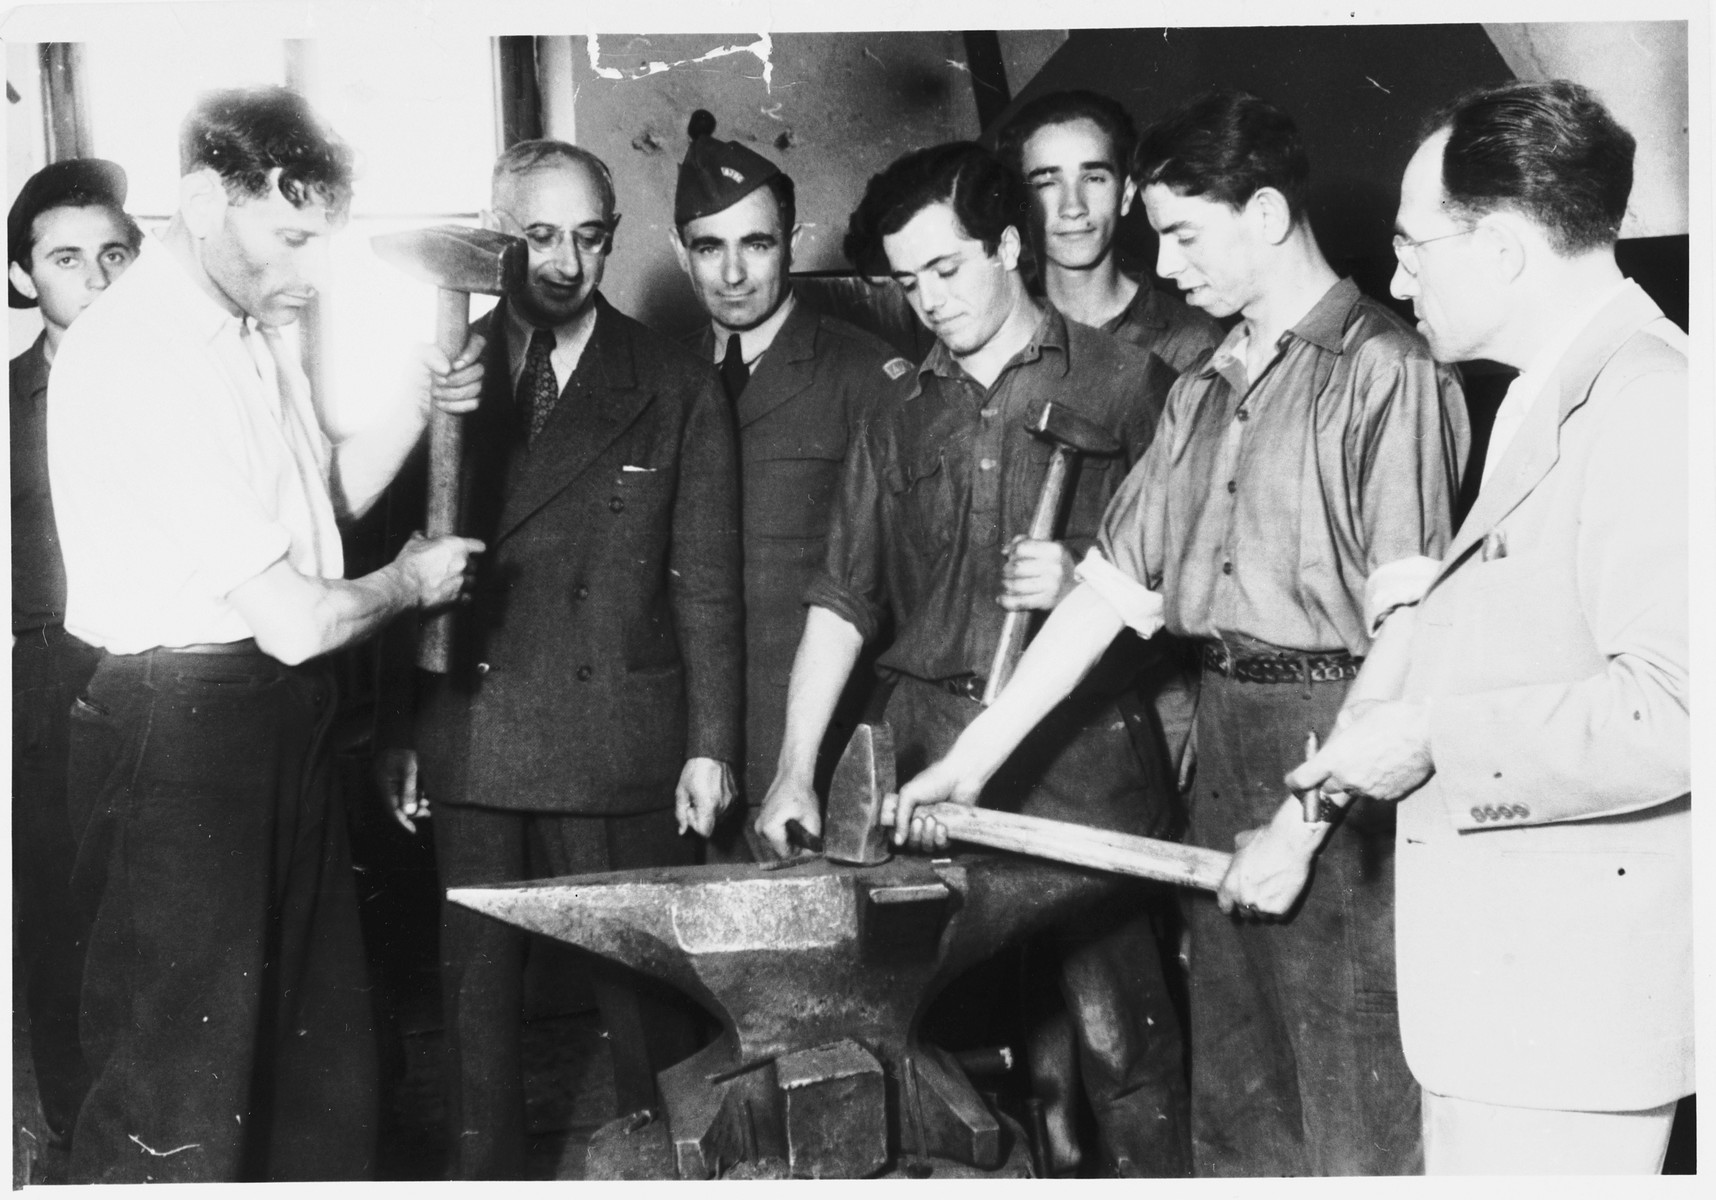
<box><xmin>1422</xmin><ymin>1087</ymin><xmax>1679</xmax><ymax>1174</ymax></box>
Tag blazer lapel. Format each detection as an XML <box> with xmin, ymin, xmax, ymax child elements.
<box><xmin>735</xmin><ymin>300</ymin><xmax>818</xmax><ymax>429</ymax></box>
<box><xmin>1436</xmin><ymin>281</ymin><xmax>1666</xmax><ymax>580</ymax></box>
<box><xmin>496</xmin><ymin>294</ymin><xmax>651</xmax><ymax>541</ymax></box>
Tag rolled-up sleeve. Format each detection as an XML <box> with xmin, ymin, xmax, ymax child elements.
<box><xmin>803</xmin><ymin>420</ymin><xmax>891</xmax><ymax>643</ymax></box>
<box><xmin>1354</xmin><ymin>351</ymin><xmax>1469</xmax><ymax>626</ymax></box>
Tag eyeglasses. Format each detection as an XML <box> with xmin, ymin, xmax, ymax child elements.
<box><xmin>1391</xmin><ymin>226</ymin><xmax>1475</xmax><ymax>277</ymax></box>
<box><xmin>494</xmin><ymin>208</ymin><xmax>617</xmax><ymax>257</ymax></box>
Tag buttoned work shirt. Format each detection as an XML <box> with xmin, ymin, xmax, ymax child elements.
<box><xmin>807</xmin><ymin>306</ymin><xmax>1172</xmax><ymax>684</ymax></box>
<box><xmin>11</xmin><ymin>333</ymin><xmax>64</xmax><ymax>632</ymax></box>
<box><xmin>47</xmin><ymin>235</ymin><xmax>342</xmax><ymax>654</ymax></box>
<box><xmin>1083</xmin><ymin>278</ymin><xmax>1469</xmax><ymax>657</ymax></box>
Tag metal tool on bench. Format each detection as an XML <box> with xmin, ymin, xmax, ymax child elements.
<box><xmin>371</xmin><ymin>225</ymin><xmax>525</xmax><ymax>672</ymax></box>
<box><xmin>447</xmin><ymin>723</ymin><xmax>1112</xmax><ymax>1179</ymax></box>
<box><xmin>981</xmin><ymin>401</ymin><xmax>1123</xmax><ymax>706</ymax></box>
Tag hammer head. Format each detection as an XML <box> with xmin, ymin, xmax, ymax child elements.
<box><xmin>370</xmin><ymin>224</ymin><xmax>525</xmax><ymax>296</ymax></box>
<box><xmin>1028</xmin><ymin>401</ymin><xmax>1122</xmax><ymax>458</ymax></box>
<box><xmin>821</xmin><ymin>723</ymin><xmax>896</xmax><ymax>867</ymax></box>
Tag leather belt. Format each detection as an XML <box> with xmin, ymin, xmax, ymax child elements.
<box><xmin>935</xmin><ymin>675</ymin><xmax>987</xmax><ymax>701</ymax></box>
<box><xmin>1200</xmin><ymin>642</ymin><xmax>1361</xmax><ymax>684</ymax></box>
<box><xmin>156</xmin><ymin>639</ymin><xmax>262</xmax><ymax>656</ymax></box>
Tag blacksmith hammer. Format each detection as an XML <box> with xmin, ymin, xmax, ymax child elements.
<box><xmin>822</xmin><ymin>721</ymin><xmax>1231</xmax><ymax>890</ymax></box>
<box><xmin>371</xmin><ymin>225</ymin><xmax>525</xmax><ymax>672</ymax></box>
<box><xmin>982</xmin><ymin>402</ymin><xmax>1122</xmax><ymax>705</ymax></box>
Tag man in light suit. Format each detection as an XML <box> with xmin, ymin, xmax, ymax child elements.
<box><xmin>380</xmin><ymin>140</ymin><xmax>743</xmax><ymax>1178</ymax></box>
<box><xmin>1230</xmin><ymin>79</ymin><xmax>1690</xmax><ymax>1173</ymax></box>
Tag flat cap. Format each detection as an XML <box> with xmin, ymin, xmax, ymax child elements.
<box><xmin>674</xmin><ymin>109</ymin><xmax>779</xmax><ymax>227</ymax></box>
<box><xmin>9</xmin><ymin>158</ymin><xmax>129</xmax><ymax>309</ymax></box>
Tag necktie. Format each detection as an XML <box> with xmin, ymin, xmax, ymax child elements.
<box><xmin>720</xmin><ymin>332</ymin><xmax>749</xmax><ymax>403</ymax></box>
<box><xmin>518</xmin><ymin>326</ymin><xmax>559</xmax><ymax>441</ymax></box>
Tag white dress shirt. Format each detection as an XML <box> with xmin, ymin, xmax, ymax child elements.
<box><xmin>47</xmin><ymin>234</ymin><xmax>342</xmax><ymax>653</ymax></box>
<box><xmin>504</xmin><ymin>297</ymin><xmax>597</xmax><ymax>396</ymax></box>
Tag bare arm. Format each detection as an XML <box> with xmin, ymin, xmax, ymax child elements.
<box><xmin>886</xmin><ymin>582</ymin><xmax>1125</xmax><ymax>849</ymax></box>
<box><xmin>227</xmin><ymin>531</ymin><xmax>482</xmax><ymax>666</ymax></box>
<box><xmin>753</xmin><ymin>606</ymin><xmax>866</xmax><ymax>858</ymax></box>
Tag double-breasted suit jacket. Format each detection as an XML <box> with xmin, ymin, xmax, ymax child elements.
<box><xmin>1395</xmin><ymin>280</ymin><xmax>1691</xmax><ymax>1112</ymax></box>
<box><xmin>688</xmin><ymin>301</ymin><xmax>914</xmax><ymax>798</ymax></box>
<box><xmin>419</xmin><ymin>293</ymin><xmax>744</xmax><ymax>816</ymax></box>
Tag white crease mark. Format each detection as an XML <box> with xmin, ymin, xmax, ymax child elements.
<box><xmin>127</xmin><ymin>1134</ymin><xmax>201</xmax><ymax>1157</ymax></box>
<box><xmin>588</xmin><ymin>32</ymin><xmax>774</xmax><ymax>93</ymax></box>
<box><xmin>1364</xmin><ymin>75</ymin><xmax>1392</xmax><ymax>95</ymax></box>
<box><xmin>946</xmin><ymin>59</ymin><xmax>971</xmax><ymax>73</ymax></box>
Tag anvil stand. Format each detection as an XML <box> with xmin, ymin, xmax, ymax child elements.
<box><xmin>450</xmin><ymin>851</ymin><xmax>1120</xmax><ymax>1179</ymax></box>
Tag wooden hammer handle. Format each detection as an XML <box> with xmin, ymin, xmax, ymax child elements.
<box><xmin>921</xmin><ymin>803</ymin><xmax>1232</xmax><ymax>891</ymax></box>
<box><xmin>417</xmin><ymin>287</ymin><xmax>471</xmax><ymax>674</ymax></box>
<box><xmin>982</xmin><ymin>449</ymin><xmax>1073</xmax><ymax>705</ymax></box>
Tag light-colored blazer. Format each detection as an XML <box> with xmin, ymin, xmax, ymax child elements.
<box><xmin>1395</xmin><ymin>280</ymin><xmax>1692</xmax><ymax>1112</ymax></box>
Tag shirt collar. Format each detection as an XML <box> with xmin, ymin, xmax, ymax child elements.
<box><xmin>916</xmin><ymin>304</ymin><xmax>1068</xmax><ymax>387</ymax></box>
<box><xmin>1197</xmin><ymin>276</ymin><xmax>1359</xmax><ymax>379</ymax></box>
<box><xmin>135</xmin><ymin>232</ymin><xmax>250</xmax><ymax>346</ymax></box>
<box><xmin>505</xmin><ymin>294</ymin><xmax>598</xmax><ymax>357</ymax></box>
<box><xmin>712</xmin><ymin>290</ymin><xmax>796</xmax><ymax>365</ymax></box>
<box><xmin>1509</xmin><ymin>276</ymin><xmax>1635</xmax><ymax>399</ymax></box>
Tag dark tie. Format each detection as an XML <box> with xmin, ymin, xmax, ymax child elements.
<box><xmin>720</xmin><ymin>332</ymin><xmax>749</xmax><ymax>403</ymax></box>
<box><xmin>517</xmin><ymin>326</ymin><xmax>558</xmax><ymax>441</ymax></box>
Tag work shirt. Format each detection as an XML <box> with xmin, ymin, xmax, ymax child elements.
<box><xmin>1082</xmin><ymin>277</ymin><xmax>1469</xmax><ymax>656</ymax></box>
<box><xmin>807</xmin><ymin>306</ymin><xmax>1173</xmax><ymax>685</ymax></box>
<box><xmin>10</xmin><ymin>334</ymin><xmax>65</xmax><ymax>633</ymax></box>
<box><xmin>1101</xmin><ymin>280</ymin><xmax>1225</xmax><ymax>376</ymax></box>
<box><xmin>47</xmin><ymin>234</ymin><xmax>341</xmax><ymax>654</ymax></box>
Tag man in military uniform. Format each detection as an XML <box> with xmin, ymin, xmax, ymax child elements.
<box><xmin>670</xmin><ymin>110</ymin><xmax>915</xmax><ymax>858</ymax></box>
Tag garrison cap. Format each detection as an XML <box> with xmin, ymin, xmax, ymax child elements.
<box><xmin>674</xmin><ymin>109</ymin><xmax>780</xmax><ymax>227</ymax></box>
<box><xmin>9</xmin><ymin>158</ymin><xmax>129</xmax><ymax>309</ymax></box>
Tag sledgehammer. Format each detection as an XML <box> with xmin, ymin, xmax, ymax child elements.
<box><xmin>982</xmin><ymin>402</ymin><xmax>1122</xmax><ymax>705</ymax></box>
<box><xmin>371</xmin><ymin>225</ymin><xmax>524</xmax><ymax>672</ymax></box>
<box><xmin>823</xmin><ymin>722</ymin><xmax>1232</xmax><ymax>890</ymax></box>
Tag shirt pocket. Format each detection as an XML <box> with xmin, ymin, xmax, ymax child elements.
<box><xmin>886</xmin><ymin>446</ymin><xmax>955</xmax><ymax>553</ymax></box>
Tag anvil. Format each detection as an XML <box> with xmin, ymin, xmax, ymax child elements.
<box><xmin>450</xmin><ymin>852</ymin><xmax>1115</xmax><ymax>1178</ymax></box>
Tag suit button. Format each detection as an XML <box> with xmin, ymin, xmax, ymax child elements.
<box><xmin>574</xmin><ymin>585</ymin><xmax>589</xmax><ymax>600</ymax></box>
<box><xmin>576</xmin><ymin>665</ymin><xmax>592</xmax><ymax>681</ymax></box>
<box><xmin>1222</xmin><ymin>561</ymin><xmax>1233</xmax><ymax>575</ymax></box>
<box><xmin>476</xmin><ymin>662</ymin><xmax>491</xmax><ymax>675</ymax></box>
<box><xmin>609</xmin><ymin>496</ymin><xmax>625</xmax><ymax>513</ymax></box>
<box><xmin>1236</xmin><ymin>407</ymin><xmax>1250</xmax><ymax>422</ymax></box>
<box><xmin>1227</xmin><ymin>480</ymin><xmax>1237</xmax><ymax>494</ymax></box>
<box><xmin>1470</xmin><ymin>807</ymin><xmax>1486</xmax><ymax>823</ymax></box>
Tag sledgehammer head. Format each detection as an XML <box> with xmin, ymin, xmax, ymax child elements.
<box><xmin>370</xmin><ymin>224</ymin><xmax>525</xmax><ymax>296</ymax></box>
<box><xmin>1028</xmin><ymin>400</ymin><xmax>1123</xmax><ymax>458</ymax></box>
<box><xmin>821</xmin><ymin>723</ymin><xmax>896</xmax><ymax>867</ymax></box>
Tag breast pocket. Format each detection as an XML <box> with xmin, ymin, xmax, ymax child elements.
<box><xmin>886</xmin><ymin>448</ymin><xmax>955</xmax><ymax>553</ymax></box>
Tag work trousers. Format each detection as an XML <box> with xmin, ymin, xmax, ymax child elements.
<box><xmin>434</xmin><ymin>803</ymin><xmax>702</xmax><ymax>1179</ymax></box>
<box><xmin>1185</xmin><ymin>669</ymin><xmax>1420</xmax><ymax>1176</ymax></box>
<box><xmin>888</xmin><ymin>675</ymin><xmax>1191</xmax><ymax>1177</ymax></box>
<box><xmin>11</xmin><ymin>626</ymin><xmax>102</xmax><ymax>1140</ymax></box>
<box><xmin>64</xmin><ymin>647</ymin><xmax>378</xmax><ymax>1183</ymax></box>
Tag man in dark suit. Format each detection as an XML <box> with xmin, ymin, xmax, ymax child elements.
<box><xmin>381</xmin><ymin>140</ymin><xmax>743</xmax><ymax>1179</ymax></box>
<box><xmin>668</xmin><ymin>110</ymin><xmax>915</xmax><ymax>858</ymax></box>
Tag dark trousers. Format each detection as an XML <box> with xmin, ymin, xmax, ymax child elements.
<box><xmin>1185</xmin><ymin>670</ymin><xmax>1420</xmax><ymax>1176</ymax></box>
<box><xmin>434</xmin><ymin>803</ymin><xmax>702</xmax><ymax>1179</ymax></box>
<box><xmin>11</xmin><ymin>627</ymin><xmax>102</xmax><ymax>1140</ymax></box>
<box><xmin>64</xmin><ymin>649</ymin><xmax>379</xmax><ymax>1183</ymax></box>
<box><xmin>888</xmin><ymin>676</ymin><xmax>1191</xmax><ymax>1177</ymax></box>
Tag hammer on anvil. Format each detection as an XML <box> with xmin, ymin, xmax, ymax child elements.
<box><xmin>823</xmin><ymin>721</ymin><xmax>1233</xmax><ymax>891</ymax></box>
<box><xmin>370</xmin><ymin>225</ymin><xmax>525</xmax><ymax>672</ymax></box>
<box><xmin>981</xmin><ymin>401</ymin><xmax>1123</xmax><ymax>705</ymax></box>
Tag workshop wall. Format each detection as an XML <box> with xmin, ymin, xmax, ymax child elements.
<box><xmin>543</xmin><ymin>33</ymin><xmax>985</xmax><ymax>337</ymax></box>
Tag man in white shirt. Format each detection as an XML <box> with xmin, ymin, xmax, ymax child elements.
<box><xmin>1252</xmin><ymin>79</ymin><xmax>1690</xmax><ymax>1174</ymax></box>
<box><xmin>47</xmin><ymin>85</ymin><xmax>483</xmax><ymax>1183</ymax></box>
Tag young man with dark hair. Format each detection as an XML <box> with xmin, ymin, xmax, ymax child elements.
<box><xmin>756</xmin><ymin>141</ymin><xmax>1189</xmax><ymax>1177</ymax></box>
<box><xmin>379</xmin><ymin>136</ymin><xmax>745</xmax><ymax>1179</ymax></box>
<box><xmin>8</xmin><ymin>157</ymin><xmax>141</xmax><ymax>1158</ymax></box>
<box><xmin>893</xmin><ymin>91</ymin><xmax>1470</xmax><ymax>1177</ymax></box>
<box><xmin>47</xmin><ymin>85</ymin><xmax>484</xmax><ymax>1182</ymax></box>
<box><xmin>1272</xmin><ymin>79</ymin><xmax>1690</xmax><ymax>1174</ymax></box>
<box><xmin>997</xmin><ymin>90</ymin><xmax>1220</xmax><ymax>373</ymax></box>
<box><xmin>668</xmin><ymin>112</ymin><xmax>913</xmax><ymax>856</ymax></box>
